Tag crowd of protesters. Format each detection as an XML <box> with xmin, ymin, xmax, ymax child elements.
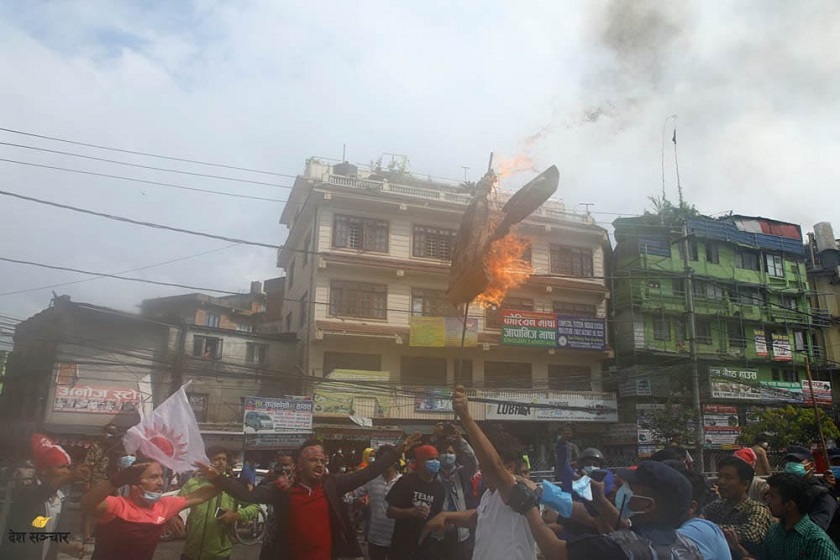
<box><xmin>7</xmin><ymin>396</ymin><xmax>840</xmax><ymax>559</ymax></box>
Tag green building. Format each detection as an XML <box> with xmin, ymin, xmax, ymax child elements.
<box><xmin>610</xmin><ymin>214</ymin><xmax>825</xmax><ymax>454</ymax></box>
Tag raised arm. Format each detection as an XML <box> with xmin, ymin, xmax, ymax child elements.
<box><xmin>525</xmin><ymin>507</ymin><xmax>568</xmax><ymax>560</ymax></box>
<box><xmin>334</xmin><ymin>431</ymin><xmax>422</xmax><ymax>495</ymax></box>
<box><xmin>193</xmin><ymin>462</ymin><xmax>282</xmax><ymax>505</ymax></box>
<box><xmin>454</xmin><ymin>435</ymin><xmax>478</xmax><ymax>478</ymax></box>
<box><xmin>81</xmin><ymin>462</ymin><xmax>146</xmax><ymax>517</ymax></box>
<box><xmin>452</xmin><ymin>385</ymin><xmax>515</xmax><ymax>499</ymax></box>
<box><xmin>182</xmin><ymin>482</ymin><xmax>220</xmax><ymax>508</ymax></box>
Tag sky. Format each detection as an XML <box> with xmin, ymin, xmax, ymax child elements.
<box><xmin>1</xmin><ymin>0</ymin><xmax>839</xmax><ymax>328</ymax></box>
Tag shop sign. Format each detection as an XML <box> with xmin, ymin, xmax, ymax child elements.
<box><xmin>245</xmin><ymin>432</ymin><xmax>311</xmax><ymax>450</ymax></box>
<box><xmin>414</xmin><ymin>388</ymin><xmax>454</xmax><ymax>412</ymax></box>
<box><xmin>754</xmin><ymin>329</ymin><xmax>768</xmax><ymax>357</ymax></box>
<box><xmin>771</xmin><ymin>333</ymin><xmax>792</xmax><ymax>361</ymax></box>
<box><xmin>501</xmin><ymin>311</ymin><xmax>557</xmax><ymax>347</ymax></box>
<box><xmin>802</xmin><ymin>380</ymin><xmax>832</xmax><ymax>406</ymax></box>
<box><xmin>556</xmin><ymin>316</ymin><xmax>607</xmax><ymax>351</ymax></box>
<box><xmin>484</xmin><ymin>391</ymin><xmax>617</xmax><ymax>423</ymax></box>
<box><xmin>53</xmin><ymin>384</ymin><xmax>141</xmax><ymax>414</ymax></box>
<box><xmin>409</xmin><ymin>317</ymin><xmax>478</xmax><ymax>347</ymax></box>
<box><xmin>243</xmin><ymin>396</ymin><xmax>313</xmax><ymax>433</ymax></box>
<box><xmin>702</xmin><ymin>404</ymin><xmax>740</xmax><ymax>449</ymax></box>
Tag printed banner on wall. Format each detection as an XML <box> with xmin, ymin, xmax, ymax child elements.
<box><xmin>501</xmin><ymin>311</ymin><xmax>557</xmax><ymax>347</ymax></box>
<box><xmin>556</xmin><ymin>316</ymin><xmax>607</xmax><ymax>351</ymax></box>
<box><xmin>243</xmin><ymin>396</ymin><xmax>314</xmax><ymax>433</ymax></box>
<box><xmin>754</xmin><ymin>329</ymin><xmax>768</xmax><ymax>357</ymax></box>
<box><xmin>802</xmin><ymin>380</ymin><xmax>832</xmax><ymax>406</ymax></box>
<box><xmin>771</xmin><ymin>333</ymin><xmax>792</xmax><ymax>361</ymax></box>
<box><xmin>414</xmin><ymin>388</ymin><xmax>454</xmax><ymax>412</ymax></box>
<box><xmin>702</xmin><ymin>404</ymin><xmax>740</xmax><ymax>449</ymax></box>
<box><xmin>409</xmin><ymin>317</ymin><xmax>478</xmax><ymax>347</ymax></box>
<box><xmin>53</xmin><ymin>384</ymin><xmax>141</xmax><ymax>414</ymax></box>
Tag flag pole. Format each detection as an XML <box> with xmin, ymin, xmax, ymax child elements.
<box><xmin>805</xmin><ymin>357</ymin><xmax>828</xmax><ymax>463</ymax></box>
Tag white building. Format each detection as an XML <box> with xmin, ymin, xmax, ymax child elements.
<box><xmin>278</xmin><ymin>157</ymin><xmax>616</xmax><ymax>457</ymax></box>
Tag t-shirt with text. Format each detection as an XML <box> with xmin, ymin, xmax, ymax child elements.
<box><xmin>386</xmin><ymin>473</ymin><xmax>444</xmax><ymax>559</ymax></box>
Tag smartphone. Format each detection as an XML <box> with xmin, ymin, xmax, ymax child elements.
<box><xmin>589</xmin><ymin>469</ymin><xmax>609</xmax><ymax>482</ymax></box>
<box><xmin>215</xmin><ymin>507</ymin><xmax>227</xmax><ymax>519</ymax></box>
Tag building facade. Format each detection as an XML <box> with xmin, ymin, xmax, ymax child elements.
<box><xmin>277</xmin><ymin>157</ymin><xmax>616</xmax><ymax>462</ymax></box>
<box><xmin>611</xmin><ymin>214</ymin><xmax>824</xmax><ymax>457</ymax></box>
<box><xmin>805</xmin><ymin>222</ymin><xmax>840</xmax><ymax>401</ymax></box>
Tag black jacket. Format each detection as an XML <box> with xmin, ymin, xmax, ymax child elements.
<box><xmin>0</xmin><ymin>481</ymin><xmax>66</xmax><ymax>560</ymax></box>
<box><xmin>214</xmin><ymin>447</ymin><xmax>402</xmax><ymax>560</ymax></box>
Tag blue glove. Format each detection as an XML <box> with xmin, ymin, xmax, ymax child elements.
<box><xmin>540</xmin><ymin>480</ymin><xmax>573</xmax><ymax>518</ymax></box>
<box><xmin>572</xmin><ymin>476</ymin><xmax>592</xmax><ymax>501</ymax></box>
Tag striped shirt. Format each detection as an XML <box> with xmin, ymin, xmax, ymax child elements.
<box><xmin>354</xmin><ymin>473</ymin><xmax>401</xmax><ymax>547</ymax></box>
<box><xmin>702</xmin><ymin>497</ymin><xmax>772</xmax><ymax>556</ymax></box>
<box><xmin>759</xmin><ymin>515</ymin><xmax>840</xmax><ymax>560</ymax></box>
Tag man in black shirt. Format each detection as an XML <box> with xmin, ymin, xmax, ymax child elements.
<box><xmin>387</xmin><ymin>444</ymin><xmax>445</xmax><ymax>559</ymax></box>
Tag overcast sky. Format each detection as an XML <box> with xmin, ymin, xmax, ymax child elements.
<box><xmin>1</xmin><ymin>0</ymin><xmax>839</xmax><ymax>328</ymax></box>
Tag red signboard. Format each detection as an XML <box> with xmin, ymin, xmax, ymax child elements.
<box><xmin>53</xmin><ymin>384</ymin><xmax>141</xmax><ymax>414</ymax></box>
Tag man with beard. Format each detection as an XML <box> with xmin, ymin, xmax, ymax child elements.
<box><xmin>196</xmin><ymin>433</ymin><xmax>421</xmax><ymax>560</ymax></box>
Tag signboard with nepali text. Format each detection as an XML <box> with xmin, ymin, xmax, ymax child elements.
<box><xmin>802</xmin><ymin>380</ymin><xmax>832</xmax><ymax>406</ymax></box>
<box><xmin>243</xmin><ymin>396</ymin><xmax>313</xmax><ymax>433</ymax></box>
<box><xmin>771</xmin><ymin>333</ymin><xmax>792</xmax><ymax>361</ymax></box>
<box><xmin>409</xmin><ymin>317</ymin><xmax>478</xmax><ymax>347</ymax></box>
<box><xmin>702</xmin><ymin>404</ymin><xmax>740</xmax><ymax>449</ymax></box>
<box><xmin>501</xmin><ymin>311</ymin><xmax>557</xmax><ymax>347</ymax></box>
<box><xmin>53</xmin><ymin>384</ymin><xmax>141</xmax><ymax>414</ymax></box>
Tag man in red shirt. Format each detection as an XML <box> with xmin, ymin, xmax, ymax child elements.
<box><xmin>81</xmin><ymin>460</ymin><xmax>219</xmax><ymax>560</ymax></box>
<box><xmin>197</xmin><ymin>432</ymin><xmax>421</xmax><ymax>560</ymax></box>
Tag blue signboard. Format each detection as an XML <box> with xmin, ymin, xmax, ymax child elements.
<box><xmin>556</xmin><ymin>316</ymin><xmax>607</xmax><ymax>351</ymax></box>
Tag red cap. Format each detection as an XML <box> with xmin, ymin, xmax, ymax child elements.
<box><xmin>31</xmin><ymin>434</ymin><xmax>71</xmax><ymax>471</ymax></box>
<box><xmin>734</xmin><ymin>447</ymin><xmax>757</xmax><ymax>467</ymax></box>
<box><xmin>414</xmin><ymin>445</ymin><xmax>439</xmax><ymax>462</ymax></box>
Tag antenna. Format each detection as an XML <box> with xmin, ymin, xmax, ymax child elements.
<box><xmin>487</xmin><ymin>152</ymin><xmax>494</xmax><ymax>173</ymax></box>
<box><xmin>673</xmin><ymin>118</ymin><xmax>683</xmax><ymax>209</ymax></box>
<box><xmin>462</xmin><ymin>166</ymin><xmax>470</xmax><ymax>181</ymax></box>
<box><xmin>342</xmin><ymin>144</ymin><xmax>347</xmax><ymax>162</ymax></box>
<box><xmin>661</xmin><ymin>115</ymin><xmax>677</xmax><ymax>201</ymax></box>
<box><xmin>579</xmin><ymin>202</ymin><xmax>594</xmax><ymax>215</ymax></box>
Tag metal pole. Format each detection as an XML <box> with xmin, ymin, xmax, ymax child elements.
<box><xmin>805</xmin><ymin>357</ymin><xmax>828</xmax><ymax>461</ymax></box>
<box><xmin>681</xmin><ymin>221</ymin><xmax>705</xmax><ymax>471</ymax></box>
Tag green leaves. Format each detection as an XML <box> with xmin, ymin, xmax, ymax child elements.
<box><xmin>739</xmin><ymin>406</ymin><xmax>840</xmax><ymax>449</ymax></box>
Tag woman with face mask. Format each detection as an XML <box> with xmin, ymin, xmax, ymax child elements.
<box><xmin>81</xmin><ymin>460</ymin><xmax>220</xmax><ymax>560</ymax></box>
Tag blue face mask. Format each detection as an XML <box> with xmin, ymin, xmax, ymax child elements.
<box><xmin>142</xmin><ymin>490</ymin><xmax>163</xmax><ymax>503</ymax></box>
<box><xmin>424</xmin><ymin>459</ymin><xmax>441</xmax><ymax>477</ymax></box>
<box><xmin>614</xmin><ymin>484</ymin><xmax>634</xmax><ymax>518</ymax></box>
<box><xmin>582</xmin><ymin>465</ymin><xmax>597</xmax><ymax>475</ymax></box>
<box><xmin>784</xmin><ymin>462</ymin><xmax>808</xmax><ymax>478</ymax></box>
<box><xmin>440</xmin><ymin>453</ymin><xmax>457</xmax><ymax>469</ymax></box>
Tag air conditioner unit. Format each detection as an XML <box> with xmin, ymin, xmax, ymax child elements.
<box><xmin>482</xmin><ymin>343</ymin><xmax>491</xmax><ymax>351</ymax></box>
<box><xmin>323</xmin><ymin>193</ymin><xmax>332</xmax><ymax>200</ymax></box>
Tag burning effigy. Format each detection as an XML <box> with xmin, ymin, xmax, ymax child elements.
<box><xmin>447</xmin><ymin>165</ymin><xmax>559</xmax><ymax>308</ymax></box>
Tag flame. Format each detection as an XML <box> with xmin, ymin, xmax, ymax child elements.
<box><xmin>495</xmin><ymin>153</ymin><xmax>538</xmax><ymax>181</ymax></box>
<box><xmin>475</xmin><ymin>228</ymin><xmax>534</xmax><ymax>308</ymax></box>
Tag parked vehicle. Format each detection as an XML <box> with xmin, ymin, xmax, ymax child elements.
<box><xmin>244</xmin><ymin>411</ymin><xmax>274</xmax><ymax>432</ymax></box>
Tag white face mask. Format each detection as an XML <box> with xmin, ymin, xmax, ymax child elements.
<box><xmin>582</xmin><ymin>465</ymin><xmax>597</xmax><ymax>474</ymax></box>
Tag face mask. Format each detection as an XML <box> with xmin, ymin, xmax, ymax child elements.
<box><xmin>582</xmin><ymin>465</ymin><xmax>596</xmax><ymax>474</ymax></box>
<box><xmin>142</xmin><ymin>490</ymin><xmax>163</xmax><ymax>503</ymax></box>
<box><xmin>614</xmin><ymin>484</ymin><xmax>634</xmax><ymax>518</ymax></box>
<box><xmin>784</xmin><ymin>462</ymin><xmax>808</xmax><ymax>478</ymax></box>
<box><xmin>119</xmin><ymin>456</ymin><xmax>136</xmax><ymax>469</ymax></box>
<box><xmin>440</xmin><ymin>453</ymin><xmax>457</xmax><ymax>469</ymax></box>
<box><xmin>424</xmin><ymin>459</ymin><xmax>441</xmax><ymax>477</ymax></box>
<box><xmin>368</xmin><ymin>457</ymin><xmax>375</xmax><ymax>463</ymax></box>
<box><xmin>831</xmin><ymin>467</ymin><xmax>840</xmax><ymax>479</ymax></box>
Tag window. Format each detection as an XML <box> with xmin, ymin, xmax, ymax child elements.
<box><xmin>204</xmin><ymin>313</ymin><xmax>220</xmax><ymax>328</ymax></box>
<box><xmin>246</xmin><ymin>343</ymin><xmax>269</xmax><ymax>365</ymax></box>
<box><xmin>653</xmin><ymin>316</ymin><xmax>671</xmax><ymax>341</ymax></box>
<box><xmin>550</xmin><ymin>245</ymin><xmax>594</xmax><ymax>277</ymax></box>
<box><xmin>728</xmin><ymin>321</ymin><xmax>746</xmax><ymax>349</ymax></box>
<box><xmin>765</xmin><ymin>254</ymin><xmax>785</xmax><ymax>277</ymax></box>
<box><xmin>287</xmin><ymin>259</ymin><xmax>295</xmax><ymax>288</ymax></box>
<box><xmin>705</xmin><ymin>284</ymin><xmax>725</xmax><ymax>300</ymax></box>
<box><xmin>193</xmin><ymin>336</ymin><xmax>223</xmax><ymax>359</ymax></box>
<box><xmin>547</xmin><ymin>365</ymin><xmax>591</xmax><ymax>391</ymax></box>
<box><xmin>735</xmin><ymin>288</ymin><xmax>760</xmax><ymax>306</ymax></box>
<box><xmin>323</xmin><ymin>352</ymin><xmax>381</xmax><ymax>375</ymax></box>
<box><xmin>400</xmin><ymin>356</ymin><xmax>447</xmax><ymax>386</ymax></box>
<box><xmin>772</xmin><ymin>367</ymin><xmax>799</xmax><ymax>383</ymax></box>
<box><xmin>705</xmin><ymin>243</ymin><xmax>720</xmax><ymax>264</ymax></box>
<box><xmin>735</xmin><ymin>249</ymin><xmax>761</xmax><ymax>271</ymax></box>
<box><xmin>695</xmin><ymin>321</ymin><xmax>713</xmax><ymax>345</ymax></box>
<box><xmin>411</xmin><ymin>289</ymin><xmax>457</xmax><ymax>317</ymax></box>
<box><xmin>673</xmin><ymin>279</ymin><xmax>685</xmax><ymax>295</ymax></box>
<box><xmin>553</xmin><ymin>301</ymin><xmax>597</xmax><ymax>317</ymax></box>
<box><xmin>693</xmin><ymin>281</ymin><xmax>705</xmax><ymax>298</ymax></box>
<box><xmin>781</xmin><ymin>296</ymin><xmax>798</xmax><ymax>310</ymax></box>
<box><xmin>186</xmin><ymin>392</ymin><xmax>208</xmax><ymax>422</ymax></box>
<box><xmin>678</xmin><ymin>240</ymin><xmax>699</xmax><ymax>262</ymax></box>
<box><xmin>235</xmin><ymin>323</ymin><xmax>252</xmax><ymax>333</ymax></box>
<box><xmin>329</xmin><ymin>281</ymin><xmax>387</xmax><ymax>319</ymax></box>
<box><xmin>303</xmin><ymin>232</ymin><xmax>312</xmax><ymax>266</ymax></box>
<box><xmin>521</xmin><ymin>245</ymin><xmax>532</xmax><ymax>264</ymax></box>
<box><xmin>412</xmin><ymin>226</ymin><xmax>457</xmax><ymax>260</ymax></box>
<box><xmin>484</xmin><ymin>362</ymin><xmax>532</xmax><ymax>389</ymax></box>
<box><xmin>333</xmin><ymin>215</ymin><xmax>389</xmax><ymax>252</ymax></box>
<box><xmin>486</xmin><ymin>297</ymin><xmax>534</xmax><ymax>329</ymax></box>
<box><xmin>793</xmin><ymin>331</ymin><xmax>806</xmax><ymax>351</ymax></box>
<box><xmin>299</xmin><ymin>292</ymin><xmax>307</xmax><ymax>328</ymax></box>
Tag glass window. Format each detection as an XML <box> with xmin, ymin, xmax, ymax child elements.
<box><xmin>411</xmin><ymin>289</ymin><xmax>458</xmax><ymax>317</ymax></box>
<box><xmin>550</xmin><ymin>245</ymin><xmax>594</xmax><ymax>277</ymax></box>
<box><xmin>695</xmin><ymin>321</ymin><xmax>713</xmax><ymax>345</ymax></box>
<box><xmin>735</xmin><ymin>249</ymin><xmax>761</xmax><ymax>271</ymax></box>
<box><xmin>765</xmin><ymin>254</ymin><xmax>785</xmax><ymax>277</ymax></box>
<box><xmin>653</xmin><ymin>316</ymin><xmax>671</xmax><ymax>341</ymax></box>
<box><xmin>333</xmin><ymin>215</ymin><xmax>389</xmax><ymax>252</ymax></box>
<box><xmin>246</xmin><ymin>343</ymin><xmax>269</xmax><ymax>365</ymax></box>
<box><xmin>412</xmin><ymin>226</ymin><xmax>457</xmax><ymax>260</ymax></box>
<box><xmin>552</xmin><ymin>301</ymin><xmax>597</xmax><ymax>317</ymax></box>
<box><xmin>193</xmin><ymin>336</ymin><xmax>223</xmax><ymax>359</ymax></box>
<box><xmin>705</xmin><ymin>243</ymin><xmax>720</xmax><ymax>264</ymax></box>
<box><xmin>329</xmin><ymin>281</ymin><xmax>387</xmax><ymax>319</ymax></box>
<box><xmin>204</xmin><ymin>313</ymin><xmax>220</xmax><ymax>328</ymax></box>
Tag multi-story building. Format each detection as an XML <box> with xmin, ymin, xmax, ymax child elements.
<box><xmin>141</xmin><ymin>282</ymin><xmax>298</xmax><ymax>452</ymax></box>
<box><xmin>611</xmin><ymin>213</ymin><xmax>824</xmax><ymax>457</ymax></box>
<box><xmin>277</xmin><ymin>157</ymin><xmax>616</xmax><ymax>462</ymax></box>
<box><xmin>805</xmin><ymin>222</ymin><xmax>840</xmax><ymax>400</ymax></box>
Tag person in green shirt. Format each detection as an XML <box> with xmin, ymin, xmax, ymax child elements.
<box><xmin>179</xmin><ymin>447</ymin><xmax>261</xmax><ymax>560</ymax></box>
<box><xmin>726</xmin><ymin>473</ymin><xmax>840</xmax><ymax>560</ymax></box>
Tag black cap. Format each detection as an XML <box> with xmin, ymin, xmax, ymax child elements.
<box><xmin>614</xmin><ymin>461</ymin><xmax>692</xmax><ymax>523</ymax></box>
<box><xmin>783</xmin><ymin>445</ymin><xmax>814</xmax><ymax>462</ymax></box>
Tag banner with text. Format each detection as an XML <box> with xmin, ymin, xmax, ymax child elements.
<box><xmin>556</xmin><ymin>315</ymin><xmax>607</xmax><ymax>351</ymax></box>
<box><xmin>501</xmin><ymin>311</ymin><xmax>557</xmax><ymax>347</ymax></box>
<box><xmin>754</xmin><ymin>329</ymin><xmax>768</xmax><ymax>357</ymax></box>
<box><xmin>484</xmin><ymin>391</ymin><xmax>617</xmax><ymax>423</ymax></box>
<box><xmin>771</xmin><ymin>333</ymin><xmax>792</xmax><ymax>361</ymax></box>
<box><xmin>702</xmin><ymin>404</ymin><xmax>740</xmax><ymax>449</ymax></box>
<box><xmin>53</xmin><ymin>384</ymin><xmax>141</xmax><ymax>414</ymax></box>
<box><xmin>409</xmin><ymin>317</ymin><xmax>478</xmax><ymax>347</ymax></box>
<box><xmin>243</xmin><ymin>396</ymin><xmax>313</xmax><ymax>434</ymax></box>
<box><xmin>802</xmin><ymin>380</ymin><xmax>832</xmax><ymax>406</ymax></box>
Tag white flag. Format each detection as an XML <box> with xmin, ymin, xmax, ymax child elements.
<box><xmin>123</xmin><ymin>385</ymin><xmax>208</xmax><ymax>473</ymax></box>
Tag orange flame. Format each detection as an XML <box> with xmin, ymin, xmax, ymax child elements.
<box><xmin>495</xmin><ymin>153</ymin><xmax>538</xmax><ymax>181</ymax></box>
<box><xmin>475</xmin><ymin>229</ymin><xmax>534</xmax><ymax>308</ymax></box>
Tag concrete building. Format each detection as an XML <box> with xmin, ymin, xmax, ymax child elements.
<box><xmin>277</xmin><ymin>157</ymin><xmax>616</xmax><ymax>460</ymax></box>
<box><xmin>805</xmin><ymin>222</ymin><xmax>840</xmax><ymax>400</ymax></box>
<box><xmin>611</xmin><ymin>213</ymin><xmax>823</xmax><ymax>458</ymax></box>
<box><xmin>0</xmin><ymin>296</ymin><xmax>171</xmax><ymax>454</ymax></box>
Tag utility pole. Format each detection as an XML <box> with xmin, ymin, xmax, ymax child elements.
<box><xmin>681</xmin><ymin>221</ymin><xmax>705</xmax><ymax>471</ymax></box>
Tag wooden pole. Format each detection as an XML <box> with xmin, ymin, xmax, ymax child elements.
<box><xmin>805</xmin><ymin>357</ymin><xmax>828</xmax><ymax>462</ymax></box>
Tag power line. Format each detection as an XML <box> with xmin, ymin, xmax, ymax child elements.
<box><xmin>0</xmin><ymin>256</ymin><xmax>241</xmax><ymax>295</ymax></box>
<box><xmin>0</xmin><ymin>141</ymin><xmax>293</xmax><ymax>189</ymax></box>
<box><xmin>0</xmin><ymin>188</ymin><xmax>282</xmax><ymax>249</ymax></box>
<box><xmin>0</xmin><ymin>126</ymin><xmax>297</xmax><ymax>179</ymax></box>
<box><xmin>0</xmin><ymin>158</ymin><xmax>288</xmax><ymax>202</ymax></box>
